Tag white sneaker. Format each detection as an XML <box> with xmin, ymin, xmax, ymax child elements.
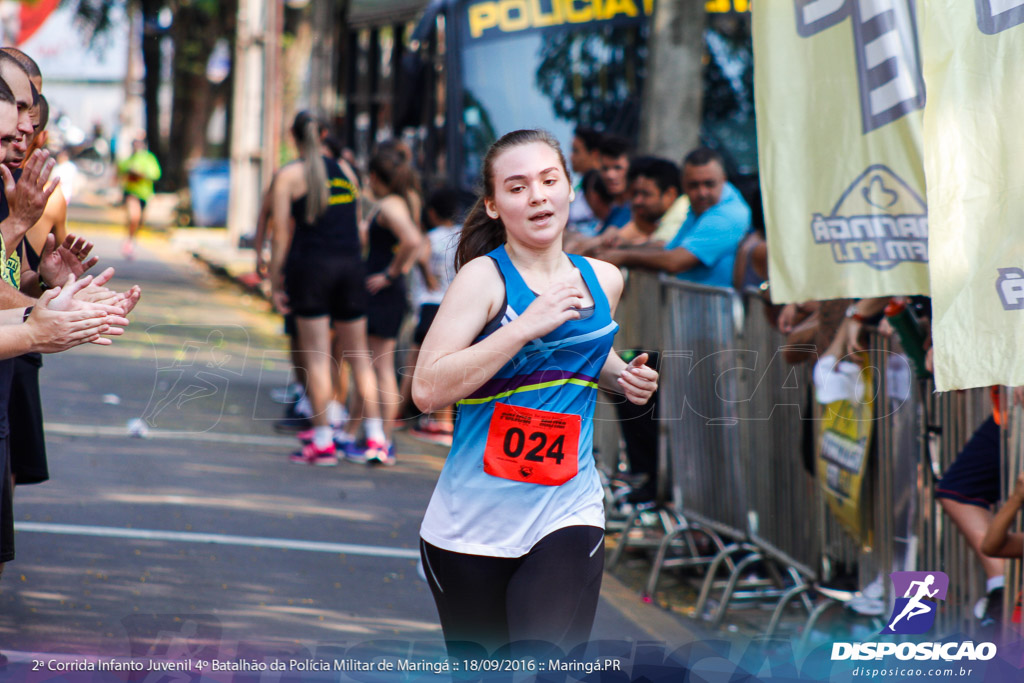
<box><xmin>294</xmin><ymin>395</ymin><xmax>312</xmax><ymax>419</ymax></box>
<box><xmin>270</xmin><ymin>383</ymin><xmax>304</xmax><ymax>404</ymax></box>
<box><xmin>327</xmin><ymin>401</ymin><xmax>349</xmax><ymax>429</ymax></box>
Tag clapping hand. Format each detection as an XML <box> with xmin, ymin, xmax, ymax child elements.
<box><xmin>38</xmin><ymin>233</ymin><xmax>99</xmax><ymax>288</ymax></box>
<box><xmin>30</xmin><ymin>274</ymin><xmax>131</xmax><ymax>349</ymax></box>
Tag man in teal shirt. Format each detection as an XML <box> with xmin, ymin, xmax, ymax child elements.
<box><xmin>594</xmin><ymin>147</ymin><xmax>751</xmax><ymax>289</ymax></box>
<box><xmin>118</xmin><ymin>134</ymin><xmax>161</xmax><ymax>259</ymax></box>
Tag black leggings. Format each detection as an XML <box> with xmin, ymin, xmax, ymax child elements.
<box><xmin>420</xmin><ymin>526</ymin><xmax>604</xmax><ymax>658</ymax></box>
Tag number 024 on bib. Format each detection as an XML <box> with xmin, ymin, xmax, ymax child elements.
<box><xmin>483</xmin><ymin>402</ymin><xmax>581</xmax><ymax>486</ymax></box>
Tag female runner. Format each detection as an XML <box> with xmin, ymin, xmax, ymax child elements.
<box><xmin>351</xmin><ymin>145</ymin><xmax>422</xmax><ymax>464</ymax></box>
<box><xmin>412</xmin><ymin>129</ymin><xmax>658</xmax><ymax>655</ymax></box>
<box><xmin>269</xmin><ymin>111</ymin><xmax>384</xmax><ymax>464</ymax></box>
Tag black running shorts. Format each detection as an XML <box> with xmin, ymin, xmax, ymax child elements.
<box><xmin>935</xmin><ymin>416</ymin><xmax>1000</xmax><ymax>509</ymax></box>
<box><xmin>367</xmin><ymin>281</ymin><xmax>408</xmax><ymax>340</ymax></box>
<box><xmin>285</xmin><ymin>254</ymin><xmax>367</xmax><ymax>321</ymax></box>
<box><xmin>9</xmin><ymin>354</ymin><xmax>48</xmax><ymax>485</ymax></box>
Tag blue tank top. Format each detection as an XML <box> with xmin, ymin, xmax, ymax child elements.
<box><xmin>288</xmin><ymin>156</ymin><xmax>359</xmax><ymax>255</ymax></box>
<box><xmin>420</xmin><ymin>245</ymin><xmax>618</xmax><ymax>557</ymax></box>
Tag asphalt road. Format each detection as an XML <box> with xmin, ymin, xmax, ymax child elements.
<box><xmin>0</xmin><ymin>227</ymin><xmax>695</xmax><ymax>679</ymax></box>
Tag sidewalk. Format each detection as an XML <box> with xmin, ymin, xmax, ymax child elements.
<box><xmin>170</xmin><ymin>227</ymin><xmax>269</xmax><ymax>297</ymax></box>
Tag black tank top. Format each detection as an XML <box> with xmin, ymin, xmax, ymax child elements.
<box><xmin>289</xmin><ymin>156</ymin><xmax>359</xmax><ymax>255</ymax></box>
<box><xmin>366</xmin><ymin>212</ymin><xmax>400</xmax><ymax>275</ymax></box>
<box><xmin>18</xmin><ymin>239</ymin><xmax>42</xmax><ymax>366</ymax></box>
<box><xmin>22</xmin><ymin>237</ymin><xmax>40</xmax><ymax>271</ymax></box>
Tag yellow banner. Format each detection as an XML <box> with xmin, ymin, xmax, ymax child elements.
<box><xmin>817</xmin><ymin>366</ymin><xmax>875</xmax><ymax>546</ymax></box>
<box><xmin>921</xmin><ymin>0</ymin><xmax>1024</xmax><ymax>391</ymax></box>
<box><xmin>753</xmin><ymin>1</ymin><xmax>930</xmax><ymax>303</ymax></box>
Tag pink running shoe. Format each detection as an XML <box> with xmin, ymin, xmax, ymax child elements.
<box><xmin>364</xmin><ymin>439</ymin><xmax>395</xmax><ymax>467</ymax></box>
<box><xmin>289</xmin><ymin>441</ymin><xmax>338</xmax><ymax>466</ymax></box>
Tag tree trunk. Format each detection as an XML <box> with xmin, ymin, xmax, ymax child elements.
<box><xmin>639</xmin><ymin>0</ymin><xmax>706</xmax><ymax>161</ymax></box>
<box><xmin>166</xmin><ymin>1</ymin><xmax>236</xmax><ymax>190</ymax></box>
<box><xmin>140</xmin><ymin>0</ymin><xmax>164</xmax><ymax>176</ymax></box>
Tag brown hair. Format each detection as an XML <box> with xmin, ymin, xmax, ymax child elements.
<box><xmin>291</xmin><ymin>110</ymin><xmax>329</xmax><ymax>224</ymax></box>
<box><xmin>455</xmin><ymin>129</ymin><xmax>569</xmax><ymax>270</ymax></box>
<box><xmin>368</xmin><ymin>141</ymin><xmax>422</xmax><ymax>222</ymax></box>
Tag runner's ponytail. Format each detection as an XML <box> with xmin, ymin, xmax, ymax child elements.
<box><xmin>291</xmin><ymin>111</ymin><xmax>329</xmax><ymax>225</ymax></box>
<box><xmin>456</xmin><ymin>198</ymin><xmax>505</xmax><ymax>270</ymax></box>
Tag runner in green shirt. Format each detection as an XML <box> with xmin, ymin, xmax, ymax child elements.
<box><xmin>117</xmin><ymin>135</ymin><xmax>161</xmax><ymax>259</ymax></box>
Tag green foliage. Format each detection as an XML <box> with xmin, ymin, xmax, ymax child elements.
<box><xmin>67</xmin><ymin>0</ymin><xmax>125</xmax><ymax>48</ymax></box>
<box><xmin>535</xmin><ymin>26</ymin><xmax>648</xmax><ymax>136</ymax></box>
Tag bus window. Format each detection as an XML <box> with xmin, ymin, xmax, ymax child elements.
<box><xmin>348</xmin><ymin>1</ymin><xmax>755</xmax><ymax>192</ymax></box>
<box><xmin>459</xmin><ymin>24</ymin><xmax>647</xmax><ymax>189</ymax></box>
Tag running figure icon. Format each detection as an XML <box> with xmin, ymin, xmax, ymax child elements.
<box><xmin>888</xmin><ymin>574</ymin><xmax>940</xmax><ymax>631</ymax></box>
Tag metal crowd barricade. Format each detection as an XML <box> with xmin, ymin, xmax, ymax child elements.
<box><xmin>769</xmin><ymin>332</ymin><xmax>992</xmax><ymax>640</ymax></box>
<box><xmin>602</xmin><ymin>274</ymin><xmax>733</xmax><ymax>573</ymax></box>
<box><xmin>659</xmin><ymin>277</ymin><xmax>747</xmax><ymax>539</ymax></box>
<box><xmin>863</xmin><ymin>337</ymin><xmax>991</xmax><ymax>637</ymax></box>
<box><xmin>738</xmin><ymin>290</ymin><xmax>821</xmax><ymax>580</ymax></box>
<box><xmin>688</xmin><ymin>288</ymin><xmax>837</xmax><ymax>627</ymax></box>
<box><xmin>603</xmin><ymin>270</ymin><xmax>1011</xmax><ymax>636</ymax></box>
<box><xmin>786</xmin><ymin>332</ymin><xmax>926</xmax><ymax>641</ymax></box>
<box><xmin>650</xmin><ymin>279</ymin><xmax>801</xmax><ymax>619</ymax></box>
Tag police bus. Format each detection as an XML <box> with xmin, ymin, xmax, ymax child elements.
<box><xmin>341</xmin><ymin>0</ymin><xmax>755</xmax><ymax>194</ymax></box>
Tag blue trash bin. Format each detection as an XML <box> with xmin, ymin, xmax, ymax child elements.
<box><xmin>188</xmin><ymin>159</ymin><xmax>231</xmax><ymax>227</ymax></box>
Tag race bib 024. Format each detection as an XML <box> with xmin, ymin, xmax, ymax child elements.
<box><xmin>483</xmin><ymin>402</ymin><xmax>581</xmax><ymax>486</ymax></box>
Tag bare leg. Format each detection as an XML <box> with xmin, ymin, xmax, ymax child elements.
<box><xmin>123</xmin><ymin>195</ymin><xmax>143</xmax><ymax>258</ymax></box>
<box><xmin>333</xmin><ymin>318</ymin><xmax>380</xmax><ymax>439</ymax></box>
<box><xmin>126</xmin><ymin>195</ymin><xmax>143</xmax><ymax>240</ymax></box>
<box><xmin>294</xmin><ymin>316</ymin><xmax>332</xmax><ymax>429</ymax></box>
<box><xmin>330</xmin><ymin>330</ymin><xmax>350</xmax><ymax>408</ymax></box>
<box><xmin>398</xmin><ymin>345</ymin><xmax>419</xmax><ymax>426</ymax></box>
<box><xmin>939</xmin><ymin>498</ymin><xmax>1005</xmax><ymax>579</ymax></box>
<box><xmin>369</xmin><ymin>335</ymin><xmax>400</xmax><ymax>439</ymax></box>
<box><xmin>290</xmin><ymin>337</ymin><xmax>307</xmax><ymax>395</ymax></box>
<box><xmin>436</xmin><ymin>405</ymin><xmax>455</xmax><ymax>430</ymax></box>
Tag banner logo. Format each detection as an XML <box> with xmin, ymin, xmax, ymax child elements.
<box><xmin>997</xmin><ymin>267</ymin><xmax>1024</xmax><ymax>310</ymax></box>
<box><xmin>976</xmin><ymin>0</ymin><xmax>1024</xmax><ymax>34</ymax></box>
<box><xmin>794</xmin><ymin>0</ymin><xmax>925</xmax><ymax>133</ymax></box>
<box><xmin>882</xmin><ymin>571</ymin><xmax>948</xmax><ymax>635</ymax></box>
<box><xmin>811</xmin><ymin>165</ymin><xmax>927</xmax><ymax>270</ymax></box>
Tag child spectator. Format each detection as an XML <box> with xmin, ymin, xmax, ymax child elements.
<box><xmin>404</xmin><ymin>186</ymin><xmax>463</xmax><ymax>443</ymax></box>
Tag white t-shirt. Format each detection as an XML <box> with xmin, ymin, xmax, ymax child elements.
<box><xmin>410</xmin><ymin>224</ymin><xmax>462</xmax><ymax>308</ymax></box>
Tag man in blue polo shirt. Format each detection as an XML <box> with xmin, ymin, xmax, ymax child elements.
<box><xmin>594</xmin><ymin>147</ymin><xmax>750</xmax><ymax>288</ymax></box>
